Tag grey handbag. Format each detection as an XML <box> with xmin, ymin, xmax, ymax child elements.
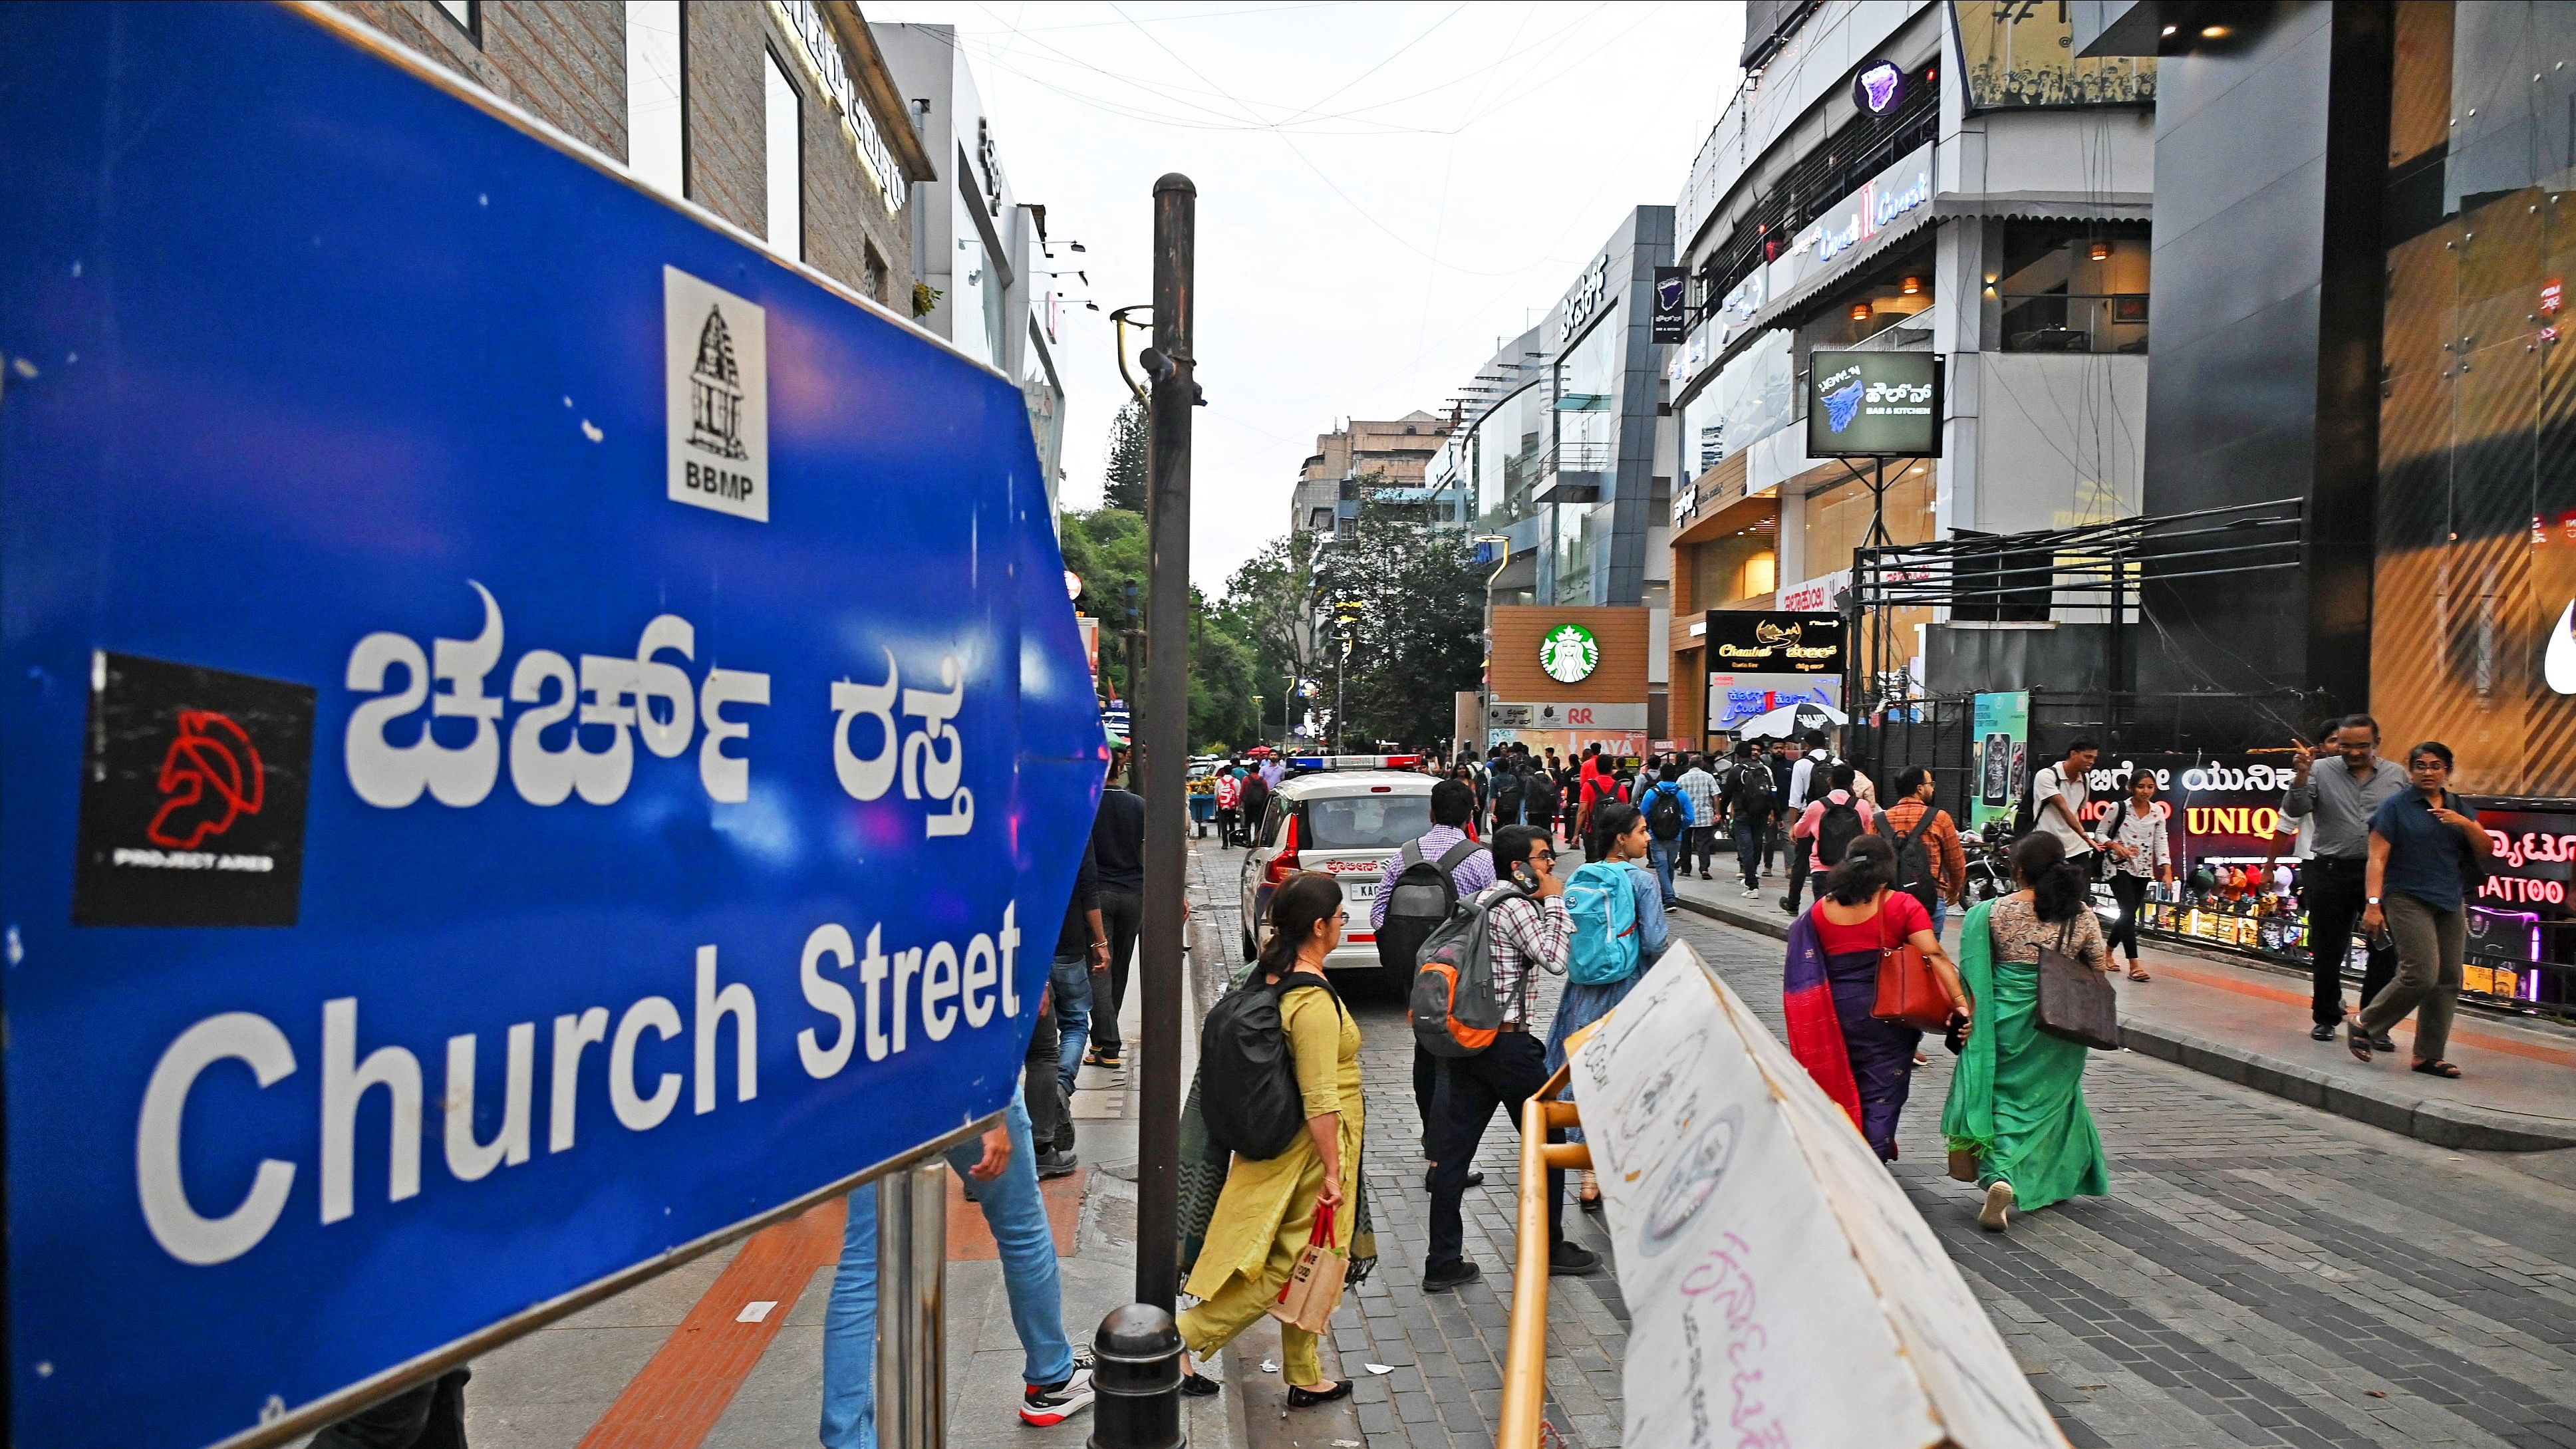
<box><xmin>2035</xmin><ymin>917</ymin><xmax>2122</xmax><ymax>1050</ymax></box>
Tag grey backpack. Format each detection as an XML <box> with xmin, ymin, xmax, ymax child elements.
<box><xmin>1409</xmin><ymin>885</ymin><xmax>1531</xmax><ymax>1057</ymax></box>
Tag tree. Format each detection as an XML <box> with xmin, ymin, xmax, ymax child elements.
<box><xmin>1058</xmin><ymin>505</ymin><xmax>1265</xmax><ymax>749</ymax></box>
<box><xmin>1314</xmin><ymin>479</ymin><xmax>1485</xmax><ymax>752</ymax></box>
<box><xmin>1102</xmin><ymin>399</ymin><xmax>1149</xmax><ymax>514</ymax></box>
<box><xmin>1218</xmin><ymin>532</ymin><xmax>1329</xmax><ymax>743</ymax></box>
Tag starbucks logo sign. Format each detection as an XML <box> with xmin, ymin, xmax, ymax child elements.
<box><xmin>1539</xmin><ymin>622</ymin><xmax>1600</xmax><ymax>684</ymax></box>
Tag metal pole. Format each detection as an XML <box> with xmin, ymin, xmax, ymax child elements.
<box><xmin>1134</xmin><ymin>172</ymin><xmax>1195</xmax><ymax>1311</ymax></box>
<box><xmin>874</xmin><ymin>1160</ymin><xmax>946</xmax><ymax>1449</ymax></box>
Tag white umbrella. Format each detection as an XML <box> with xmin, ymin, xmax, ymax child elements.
<box><xmin>1574</xmin><ymin>945</ymin><xmax>2067</xmax><ymax>1449</ymax></box>
<box><xmin>1736</xmin><ymin>698</ymin><xmax>1849</xmax><ymax>740</ymax></box>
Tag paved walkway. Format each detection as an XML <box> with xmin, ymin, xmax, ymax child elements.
<box><xmin>1200</xmin><ymin>835</ymin><xmax>2576</xmax><ymax>1449</ymax></box>
<box><xmin>1662</xmin><ymin>855</ymin><xmax>2576</xmax><ymax>1150</ymax></box>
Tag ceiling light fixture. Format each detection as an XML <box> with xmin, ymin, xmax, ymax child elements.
<box><xmin>1851</xmin><ymin>303</ymin><xmax>1872</xmax><ymax>321</ymax></box>
<box><xmin>2090</xmin><ymin>239</ymin><xmax>2112</xmax><ymax>261</ymax></box>
<box><xmin>1901</xmin><ymin>275</ymin><xmax>1922</xmax><ymax>295</ymax></box>
<box><xmin>2201</xmin><ymin>25</ymin><xmax>2229</xmax><ymax>38</ymax></box>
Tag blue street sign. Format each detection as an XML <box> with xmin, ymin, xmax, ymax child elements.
<box><xmin>0</xmin><ymin>6</ymin><xmax>1105</xmax><ymax>1446</ymax></box>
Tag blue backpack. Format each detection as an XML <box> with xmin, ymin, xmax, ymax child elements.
<box><xmin>1564</xmin><ymin>861</ymin><xmax>1642</xmax><ymax>985</ymax></box>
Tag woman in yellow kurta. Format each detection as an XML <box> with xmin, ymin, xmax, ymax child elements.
<box><xmin>1177</xmin><ymin>870</ymin><xmax>1361</xmax><ymax>1409</ymax></box>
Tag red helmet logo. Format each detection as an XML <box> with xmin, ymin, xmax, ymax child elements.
<box><xmin>148</xmin><ymin>709</ymin><xmax>266</xmax><ymax>849</ymax></box>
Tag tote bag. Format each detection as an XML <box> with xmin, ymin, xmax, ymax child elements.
<box><xmin>1268</xmin><ymin>1200</ymin><xmax>1348</xmax><ymax>1333</ymax></box>
<box><xmin>2035</xmin><ymin>917</ymin><xmax>2122</xmax><ymax>1050</ymax></box>
<box><xmin>1870</xmin><ymin>894</ymin><xmax>1952</xmax><ymax>1031</ymax></box>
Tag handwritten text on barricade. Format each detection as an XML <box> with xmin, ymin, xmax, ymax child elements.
<box><xmin>134</xmin><ymin>581</ymin><xmax>1012</xmax><ymax>1269</ymax></box>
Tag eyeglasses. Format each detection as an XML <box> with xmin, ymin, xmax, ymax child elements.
<box><xmin>1529</xmin><ymin>851</ymin><xmax>1558</xmax><ymax>863</ymax></box>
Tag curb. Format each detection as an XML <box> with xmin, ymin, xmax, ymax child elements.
<box><xmin>1666</xmin><ymin>893</ymin><xmax>2576</xmax><ymax>1153</ymax></box>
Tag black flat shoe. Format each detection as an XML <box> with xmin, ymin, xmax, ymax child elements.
<box><xmin>1286</xmin><ymin>1381</ymin><xmax>1352</xmax><ymax>1408</ymax></box>
<box><xmin>1422</xmin><ymin>1166</ymin><xmax>1484</xmax><ymax>1192</ymax></box>
<box><xmin>1178</xmin><ymin>1371</ymin><xmax>1221</xmax><ymax>1398</ymax></box>
<box><xmin>2309</xmin><ymin>1023</ymin><xmax>2337</xmax><ymax>1041</ymax></box>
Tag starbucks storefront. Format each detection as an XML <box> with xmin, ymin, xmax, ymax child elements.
<box><xmin>1485</xmin><ymin>605</ymin><xmax>1653</xmax><ymax>758</ymax></box>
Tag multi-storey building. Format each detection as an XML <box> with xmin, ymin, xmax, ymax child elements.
<box><xmin>1429</xmin><ymin>208</ymin><xmax>1679</xmax><ymax>750</ymax></box>
<box><xmin>1289</xmin><ymin>412</ymin><xmax>1453</xmax><ymax>536</ymax></box>
<box><xmin>1663</xmin><ymin>0</ymin><xmax>2158</xmax><ymax>741</ymax></box>
<box><xmin>331</xmin><ymin>0</ymin><xmax>932</xmax><ymax>315</ymax></box>
<box><xmin>873</xmin><ymin>23</ymin><xmax>1073</xmax><ymax>497</ymax></box>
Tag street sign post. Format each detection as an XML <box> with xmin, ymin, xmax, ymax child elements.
<box><xmin>0</xmin><ymin>7</ymin><xmax>1105</xmax><ymax>1446</ymax></box>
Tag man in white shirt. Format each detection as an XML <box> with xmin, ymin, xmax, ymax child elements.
<box><xmin>2029</xmin><ymin>739</ymin><xmax>2104</xmax><ymax>866</ymax></box>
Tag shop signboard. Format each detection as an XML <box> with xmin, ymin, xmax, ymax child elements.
<box><xmin>2069</xmin><ymin>755</ymin><xmax>2301</xmax><ymax>867</ymax></box>
<box><xmin>1651</xmin><ymin>266</ymin><xmax>1688</xmax><ymax>343</ymax></box>
<box><xmin>1806</xmin><ymin>348</ymin><xmax>1944</xmax><ymax>458</ymax></box>
<box><xmin>1</xmin><ymin>7</ymin><xmax>1102</xmax><ymax>1448</ymax></box>
<box><xmin>1769</xmin><ymin>141</ymin><xmax>1934</xmax><ymax>299</ymax></box>
<box><xmin>1706</xmin><ymin>675</ymin><xmax>1842</xmax><ymax>733</ymax></box>
<box><xmin>1489</xmin><ymin>701</ymin><xmax>1648</xmax><ymax>731</ymax></box>
<box><xmin>1703</xmin><ymin>611</ymin><xmax>1842</xmax><ymax>677</ymax></box>
<box><xmin>1969</xmin><ymin>692</ymin><xmax>2029</xmax><ymax>829</ymax></box>
<box><xmin>2469</xmin><ymin>806</ymin><xmax>2576</xmax><ymax>912</ymax></box>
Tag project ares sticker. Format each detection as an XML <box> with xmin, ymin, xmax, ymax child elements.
<box><xmin>72</xmin><ymin>652</ymin><xmax>315</xmax><ymax>926</ymax></box>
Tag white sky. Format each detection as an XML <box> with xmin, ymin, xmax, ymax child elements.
<box><xmin>867</xmin><ymin>1</ymin><xmax>1746</xmax><ymax>592</ymax></box>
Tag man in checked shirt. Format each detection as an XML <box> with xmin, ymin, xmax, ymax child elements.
<box><xmin>1421</xmin><ymin>824</ymin><xmax>1605</xmax><ymax>1291</ymax></box>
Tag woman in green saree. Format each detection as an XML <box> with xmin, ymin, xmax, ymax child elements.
<box><xmin>1941</xmin><ymin>831</ymin><xmax>2112</xmax><ymax>1230</ymax></box>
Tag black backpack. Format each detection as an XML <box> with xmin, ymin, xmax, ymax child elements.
<box><xmin>1730</xmin><ymin>763</ymin><xmax>1776</xmax><ymax>820</ymax></box>
<box><xmin>1878</xmin><ymin>807</ymin><xmax>1940</xmax><ymax>910</ymax></box>
<box><xmin>1644</xmin><ymin>783</ymin><xmax>1687</xmax><ymax>841</ymax></box>
<box><xmin>1198</xmin><ymin>972</ymin><xmax>1344</xmax><ymax>1158</ymax></box>
<box><xmin>1490</xmin><ymin>767</ymin><xmax>1524</xmax><ymax>825</ymax></box>
<box><xmin>1376</xmin><ymin>837</ymin><xmax>1485</xmax><ymax>978</ymax></box>
<box><xmin>1815</xmin><ymin>799</ymin><xmax>1866</xmax><ymax>866</ymax></box>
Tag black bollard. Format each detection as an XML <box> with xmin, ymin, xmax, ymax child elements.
<box><xmin>1089</xmin><ymin>1303</ymin><xmax>1185</xmax><ymax>1449</ymax></box>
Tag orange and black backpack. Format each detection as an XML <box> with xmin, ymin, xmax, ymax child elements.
<box><xmin>1408</xmin><ymin>884</ymin><xmax>1529</xmax><ymax>1057</ymax></box>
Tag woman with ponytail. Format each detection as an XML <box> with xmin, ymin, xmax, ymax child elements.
<box><xmin>1176</xmin><ymin>872</ymin><xmax>1363</xmax><ymax>1410</ymax></box>
<box><xmin>1941</xmin><ymin>831</ymin><xmax>2114</xmax><ymax>1232</ymax></box>
<box><xmin>1781</xmin><ymin>835</ymin><xmax>1966</xmax><ymax>1162</ymax></box>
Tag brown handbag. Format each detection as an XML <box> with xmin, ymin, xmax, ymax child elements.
<box><xmin>1268</xmin><ymin>1200</ymin><xmax>1348</xmax><ymax>1333</ymax></box>
<box><xmin>2035</xmin><ymin>917</ymin><xmax>2122</xmax><ymax>1050</ymax></box>
<box><xmin>1871</xmin><ymin>894</ymin><xmax>1953</xmax><ymax>1031</ymax></box>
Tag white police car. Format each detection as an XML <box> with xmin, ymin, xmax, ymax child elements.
<box><xmin>1238</xmin><ymin>755</ymin><xmax>1439</xmax><ymax>979</ymax></box>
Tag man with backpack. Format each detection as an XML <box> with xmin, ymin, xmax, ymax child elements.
<box><xmin>1487</xmin><ymin>751</ymin><xmax>1527</xmax><ymax>833</ymax></box>
<box><xmin>1418</xmin><ymin>825</ymin><xmax>1602</xmax><ymax>1291</ymax></box>
<box><xmin>1720</xmin><ymin>742</ymin><xmax>1777</xmax><ymax>898</ymax></box>
<box><xmin>1636</xmin><ymin>759</ymin><xmax>1695</xmax><ymax>908</ymax></box>
<box><xmin>1781</xmin><ymin>732</ymin><xmax>1839</xmax><ymax>911</ymax></box>
<box><xmin>1213</xmin><ymin>762</ymin><xmax>1243</xmax><ymax>847</ymax></box>
<box><xmin>1236</xmin><ymin>767</ymin><xmax>1272</xmax><ymax>851</ymax></box>
<box><xmin>1789</xmin><ymin>763</ymin><xmax>1876</xmax><ymax>911</ymax></box>
<box><xmin>1677</xmin><ymin>752</ymin><xmax>1721</xmax><ymax>881</ymax></box>
<box><xmin>1373</xmin><ymin>779</ymin><xmax>1496</xmax><ymax>1186</ymax></box>
<box><xmin>1876</xmin><ymin>766</ymin><xmax>1966</xmax><ymax>940</ymax></box>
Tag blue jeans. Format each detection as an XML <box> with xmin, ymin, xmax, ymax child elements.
<box><xmin>1648</xmin><ymin>839</ymin><xmax>1681</xmax><ymax>905</ymax></box>
<box><xmin>1051</xmin><ymin>954</ymin><xmax>1093</xmax><ymax>1100</ymax></box>
<box><xmin>820</xmin><ymin>1089</ymin><xmax>1073</xmax><ymax>1448</ymax></box>
<box><xmin>1929</xmin><ymin>896</ymin><xmax>1949</xmax><ymax>942</ymax></box>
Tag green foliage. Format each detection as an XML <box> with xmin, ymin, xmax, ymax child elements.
<box><xmin>1103</xmin><ymin>400</ymin><xmax>1150</xmax><ymax>514</ymax></box>
<box><xmin>1058</xmin><ymin>505</ymin><xmax>1266</xmax><ymax>749</ymax></box>
<box><xmin>1314</xmin><ymin>481</ymin><xmax>1484</xmax><ymax>751</ymax></box>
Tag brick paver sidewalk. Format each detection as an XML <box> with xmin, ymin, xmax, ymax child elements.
<box><xmin>1283</xmin><ymin>850</ymin><xmax>2576</xmax><ymax>1449</ymax></box>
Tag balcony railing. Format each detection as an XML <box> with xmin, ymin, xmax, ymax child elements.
<box><xmin>2000</xmin><ymin>293</ymin><xmax>2149</xmax><ymax>354</ymax></box>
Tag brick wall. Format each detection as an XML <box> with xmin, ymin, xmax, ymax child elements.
<box><xmin>327</xmin><ymin>0</ymin><xmax>911</xmax><ymax>314</ymax></box>
<box><xmin>329</xmin><ymin>1</ymin><xmax>625</xmax><ymax>156</ymax></box>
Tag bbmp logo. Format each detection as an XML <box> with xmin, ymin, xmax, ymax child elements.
<box><xmin>665</xmin><ymin>265</ymin><xmax>770</xmax><ymax>522</ymax></box>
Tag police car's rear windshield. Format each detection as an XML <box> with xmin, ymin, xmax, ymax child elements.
<box><xmin>1302</xmin><ymin>794</ymin><xmax>1435</xmax><ymax>850</ymax></box>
